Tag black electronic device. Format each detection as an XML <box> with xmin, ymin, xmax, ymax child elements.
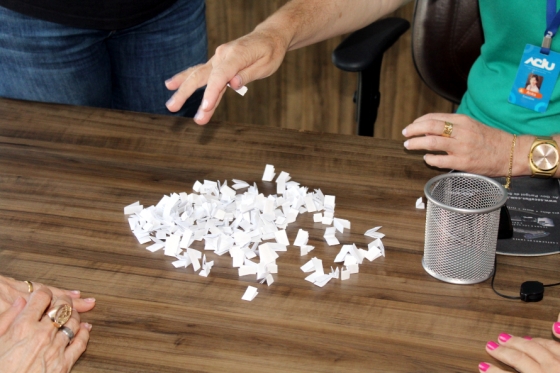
<box><xmin>520</xmin><ymin>281</ymin><xmax>545</xmax><ymax>302</ymax></box>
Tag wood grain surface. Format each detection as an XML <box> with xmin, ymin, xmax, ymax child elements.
<box><xmin>0</xmin><ymin>98</ymin><xmax>559</xmax><ymax>373</ymax></box>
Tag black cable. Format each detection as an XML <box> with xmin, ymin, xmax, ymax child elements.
<box><xmin>491</xmin><ymin>258</ymin><xmax>521</xmax><ymax>299</ymax></box>
<box><xmin>491</xmin><ymin>258</ymin><xmax>560</xmax><ymax>300</ymax></box>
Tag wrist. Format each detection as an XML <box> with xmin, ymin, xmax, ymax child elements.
<box><xmin>512</xmin><ymin>135</ymin><xmax>560</xmax><ymax>178</ymax></box>
<box><xmin>512</xmin><ymin>135</ymin><xmax>534</xmax><ymax>177</ymax></box>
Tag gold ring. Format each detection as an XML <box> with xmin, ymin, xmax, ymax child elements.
<box><xmin>24</xmin><ymin>280</ymin><xmax>33</xmax><ymax>293</ymax></box>
<box><xmin>442</xmin><ymin>121</ymin><xmax>454</xmax><ymax>137</ymax></box>
<box><xmin>46</xmin><ymin>304</ymin><xmax>72</xmax><ymax>328</ymax></box>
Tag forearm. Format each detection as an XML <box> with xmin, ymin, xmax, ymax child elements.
<box><xmin>254</xmin><ymin>0</ymin><xmax>411</xmax><ymax>51</ymax></box>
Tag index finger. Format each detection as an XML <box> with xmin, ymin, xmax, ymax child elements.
<box><xmin>19</xmin><ymin>287</ymin><xmax>54</xmax><ymax>321</ymax></box>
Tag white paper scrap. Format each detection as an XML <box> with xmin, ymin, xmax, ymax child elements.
<box><xmin>187</xmin><ymin>248</ymin><xmax>202</xmax><ymax>272</ymax></box>
<box><xmin>293</xmin><ymin>229</ymin><xmax>309</xmax><ymax>247</ymax></box>
<box><xmin>164</xmin><ymin>234</ymin><xmax>181</xmax><ymax>257</ymax></box>
<box><xmin>323</xmin><ymin>227</ymin><xmax>340</xmax><ymax>246</ymax></box>
<box><xmin>341</xmin><ymin>268</ymin><xmax>350</xmax><ymax>281</ymax></box>
<box><xmin>146</xmin><ymin>242</ymin><xmax>165</xmax><ymax>253</ymax></box>
<box><xmin>300</xmin><ymin>259</ymin><xmax>315</xmax><ymax>273</ymax></box>
<box><xmin>241</xmin><ymin>286</ymin><xmax>258</xmax><ymax>301</ymax></box>
<box><xmin>124</xmin><ymin>201</ymin><xmax>143</xmax><ymax>215</ymax></box>
<box><xmin>300</xmin><ymin>245</ymin><xmax>314</xmax><ymax>256</ymax></box>
<box><xmin>274</xmin><ymin>230</ymin><xmax>290</xmax><ymax>246</ymax></box>
<box><xmin>333</xmin><ymin>218</ymin><xmax>351</xmax><ymax>233</ymax></box>
<box><xmin>239</xmin><ymin>265</ymin><xmax>258</xmax><ymax>276</ymax></box>
<box><xmin>262</xmin><ymin>164</ymin><xmax>276</xmax><ymax>182</ymax></box>
<box><xmin>227</xmin><ymin>83</ymin><xmax>248</xmax><ymax>96</ymax></box>
<box><xmin>324</xmin><ymin>195</ymin><xmax>336</xmax><ymax>211</ymax></box>
<box><xmin>313</xmin><ymin>213</ymin><xmax>323</xmax><ymax>223</ymax></box>
<box><xmin>416</xmin><ymin>197</ymin><xmax>425</xmax><ymax>209</ymax></box>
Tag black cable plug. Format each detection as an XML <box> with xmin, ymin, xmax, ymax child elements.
<box><xmin>520</xmin><ymin>281</ymin><xmax>544</xmax><ymax>302</ymax></box>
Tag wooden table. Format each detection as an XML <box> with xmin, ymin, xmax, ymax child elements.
<box><xmin>1</xmin><ymin>98</ymin><xmax>559</xmax><ymax>372</ymax></box>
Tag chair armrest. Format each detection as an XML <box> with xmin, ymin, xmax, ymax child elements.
<box><xmin>332</xmin><ymin>17</ymin><xmax>410</xmax><ymax>72</ymax></box>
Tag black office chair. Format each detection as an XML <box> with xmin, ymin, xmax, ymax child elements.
<box><xmin>332</xmin><ymin>0</ymin><xmax>483</xmax><ymax>136</ymax></box>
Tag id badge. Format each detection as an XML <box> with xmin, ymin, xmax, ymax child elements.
<box><xmin>509</xmin><ymin>44</ymin><xmax>560</xmax><ymax>112</ymax></box>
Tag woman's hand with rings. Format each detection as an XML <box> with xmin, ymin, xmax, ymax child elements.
<box><xmin>478</xmin><ymin>313</ymin><xmax>560</xmax><ymax>372</ymax></box>
<box><xmin>0</xmin><ymin>276</ymin><xmax>95</xmax><ymax>315</ymax></box>
<box><xmin>402</xmin><ymin>113</ymin><xmax>512</xmax><ymax>177</ymax></box>
<box><xmin>0</xmin><ymin>287</ymin><xmax>91</xmax><ymax>373</ymax></box>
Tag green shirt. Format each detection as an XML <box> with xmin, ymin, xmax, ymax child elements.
<box><xmin>457</xmin><ymin>0</ymin><xmax>560</xmax><ymax>136</ymax></box>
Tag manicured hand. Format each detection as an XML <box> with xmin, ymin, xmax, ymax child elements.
<box><xmin>0</xmin><ymin>276</ymin><xmax>95</xmax><ymax>314</ymax></box>
<box><xmin>0</xmin><ymin>288</ymin><xmax>91</xmax><ymax>373</ymax></box>
<box><xmin>479</xmin><ymin>314</ymin><xmax>560</xmax><ymax>372</ymax></box>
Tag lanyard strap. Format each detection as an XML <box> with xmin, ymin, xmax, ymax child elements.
<box><xmin>542</xmin><ymin>0</ymin><xmax>560</xmax><ymax>54</ymax></box>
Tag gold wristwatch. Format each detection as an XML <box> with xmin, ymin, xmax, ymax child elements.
<box><xmin>529</xmin><ymin>137</ymin><xmax>559</xmax><ymax>178</ymax></box>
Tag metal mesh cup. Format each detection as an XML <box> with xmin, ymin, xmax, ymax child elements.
<box><xmin>422</xmin><ymin>173</ymin><xmax>508</xmax><ymax>284</ymax></box>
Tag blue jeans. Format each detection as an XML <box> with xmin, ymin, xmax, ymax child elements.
<box><xmin>0</xmin><ymin>0</ymin><xmax>207</xmax><ymax>117</ymax></box>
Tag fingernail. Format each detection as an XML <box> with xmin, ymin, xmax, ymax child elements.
<box><xmin>404</xmin><ymin>140</ymin><xmax>409</xmax><ymax>149</ymax></box>
<box><xmin>486</xmin><ymin>341</ymin><xmax>499</xmax><ymax>350</ymax></box>
<box><xmin>402</xmin><ymin>128</ymin><xmax>407</xmax><ymax>136</ymax></box>
<box><xmin>71</xmin><ymin>290</ymin><xmax>80</xmax><ymax>295</ymax></box>
<box><xmin>165</xmin><ymin>78</ymin><xmax>172</xmax><ymax>85</ymax></box>
<box><xmin>498</xmin><ymin>333</ymin><xmax>511</xmax><ymax>342</ymax></box>
<box><xmin>234</xmin><ymin>74</ymin><xmax>243</xmax><ymax>86</ymax></box>
<box><xmin>423</xmin><ymin>154</ymin><xmax>427</xmax><ymax>161</ymax></box>
<box><xmin>202</xmin><ymin>99</ymin><xmax>209</xmax><ymax>110</ymax></box>
<box><xmin>166</xmin><ymin>97</ymin><xmax>175</xmax><ymax>107</ymax></box>
<box><xmin>478</xmin><ymin>362</ymin><xmax>490</xmax><ymax>372</ymax></box>
<box><xmin>554</xmin><ymin>322</ymin><xmax>560</xmax><ymax>334</ymax></box>
<box><xmin>523</xmin><ymin>336</ymin><xmax>532</xmax><ymax>340</ymax></box>
<box><xmin>84</xmin><ymin>298</ymin><xmax>96</xmax><ymax>303</ymax></box>
<box><xmin>194</xmin><ymin>110</ymin><xmax>203</xmax><ymax>121</ymax></box>
<box><xmin>83</xmin><ymin>322</ymin><xmax>92</xmax><ymax>331</ymax></box>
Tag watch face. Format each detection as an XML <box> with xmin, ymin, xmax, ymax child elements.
<box><xmin>533</xmin><ymin>143</ymin><xmax>559</xmax><ymax>171</ymax></box>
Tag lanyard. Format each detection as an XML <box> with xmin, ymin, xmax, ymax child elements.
<box><xmin>542</xmin><ymin>0</ymin><xmax>560</xmax><ymax>54</ymax></box>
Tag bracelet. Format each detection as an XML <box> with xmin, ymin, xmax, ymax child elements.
<box><xmin>504</xmin><ymin>134</ymin><xmax>517</xmax><ymax>190</ymax></box>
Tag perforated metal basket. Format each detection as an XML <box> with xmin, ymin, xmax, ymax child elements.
<box><xmin>423</xmin><ymin>173</ymin><xmax>508</xmax><ymax>284</ymax></box>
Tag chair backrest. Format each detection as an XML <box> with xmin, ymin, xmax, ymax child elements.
<box><xmin>412</xmin><ymin>0</ymin><xmax>484</xmax><ymax>104</ymax></box>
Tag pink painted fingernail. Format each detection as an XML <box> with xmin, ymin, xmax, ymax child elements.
<box><xmin>486</xmin><ymin>341</ymin><xmax>499</xmax><ymax>350</ymax></box>
<box><xmin>523</xmin><ymin>336</ymin><xmax>532</xmax><ymax>340</ymax></box>
<box><xmin>498</xmin><ymin>333</ymin><xmax>512</xmax><ymax>342</ymax></box>
<box><xmin>71</xmin><ymin>290</ymin><xmax>80</xmax><ymax>295</ymax></box>
<box><xmin>166</xmin><ymin>97</ymin><xmax>175</xmax><ymax>107</ymax></box>
<box><xmin>402</xmin><ymin>128</ymin><xmax>407</xmax><ymax>136</ymax></box>
<box><xmin>202</xmin><ymin>99</ymin><xmax>209</xmax><ymax>110</ymax></box>
<box><xmin>165</xmin><ymin>78</ymin><xmax>173</xmax><ymax>84</ymax></box>
<box><xmin>194</xmin><ymin>110</ymin><xmax>203</xmax><ymax>120</ymax></box>
<box><xmin>554</xmin><ymin>322</ymin><xmax>560</xmax><ymax>334</ymax></box>
<box><xmin>83</xmin><ymin>322</ymin><xmax>92</xmax><ymax>331</ymax></box>
<box><xmin>84</xmin><ymin>298</ymin><xmax>96</xmax><ymax>303</ymax></box>
<box><xmin>479</xmin><ymin>362</ymin><xmax>490</xmax><ymax>372</ymax></box>
<box><xmin>404</xmin><ymin>140</ymin><xmax>409</xmax><ymax>149</ymax></box>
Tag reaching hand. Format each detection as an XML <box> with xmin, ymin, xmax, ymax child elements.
<box><xmin>165</xmin><ymin>27</ymin><xmax>290</xmax><ymax>124</ymax></box>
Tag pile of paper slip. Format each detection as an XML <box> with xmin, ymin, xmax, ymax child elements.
<box><xmin>125</xmin><ymin>165</ymin><xmax>385</xmax><ymax>301</ymax></box>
